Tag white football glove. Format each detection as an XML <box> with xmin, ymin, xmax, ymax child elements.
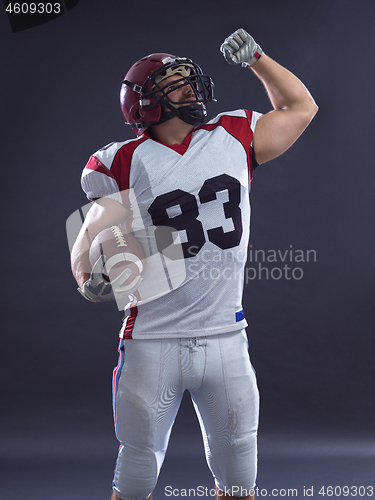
<box><xmin>220</xmin><ymin>28</ymin><xmax>262</xmax><ymax>67</ymax></box>
<box><xmin>77</xmin><ymin>254</ymin><xmax>134</xmax><ymax>302</ymax></box>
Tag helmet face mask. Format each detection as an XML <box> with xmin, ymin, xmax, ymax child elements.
<box><xmin>120</xmin><ymin>54</ymin><xmax>215</xmax><ymax>135</ymax></box>
<box><xmin>142</xmin><ymin>59</ymin><xmax>213</xmax><ymax>108</ymax></box>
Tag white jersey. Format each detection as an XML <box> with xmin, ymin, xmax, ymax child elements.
<box><xmin>81</xmin><ymin>109</ymin><xmax>262</xmax><ymax>339</ymax></box>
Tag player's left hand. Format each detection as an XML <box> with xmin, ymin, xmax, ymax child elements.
<box><xmin>220</xmin><ymin>28</ymin><xmax>262</xmax><ymax>67</ymax></box>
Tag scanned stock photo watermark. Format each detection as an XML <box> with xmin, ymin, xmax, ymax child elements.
<box><xmin>67</xmin><ymin>195</ymin><xmax>317</xmax><ymax>311</ymax></box>
<box><xmin>164</xmin><ymin>484</ymin><xmax>374</xmax><ymax>498</ymax></box>
<box><xmin>245</xmin><ymin>244</ymin><xmax>316</xmax><ymax>282</ymax></box>
<box><xmin>186</xmin><ymin>244</ymin><xmax>316</xmax><ymax>284</ymax></box>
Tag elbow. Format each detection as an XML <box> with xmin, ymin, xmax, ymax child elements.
<box><xmin>306</xmin><ymin>94</ymin><xmax>319</xmax><ymax>120</ymax></box>
<box><xmin>310</xmin><ymin>100</ymin><xmax>319</xmax><ymax>119</ymax></box>
<box><xmin>300</xmin><ymin>98</ymin><xmax>318</xmax><ymax>128</ymax></box>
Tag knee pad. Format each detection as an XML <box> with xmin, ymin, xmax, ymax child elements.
<box><xmin>112</xmin><ymin>444</ymin><xmax>158</xmax><ymax>500</ymax></box>
<box><xmin>213</xmin><ymin>432</ymin><xmax>258</xmax><ymax>494</ymax></box>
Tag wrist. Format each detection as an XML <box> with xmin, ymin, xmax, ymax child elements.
<box><xmin>242</xmin><ymin>47</ymin><xmax>263</xmax><ymax>68</ymax></box>
<box><xmin>77</xmin><ymin>281</ymin><xmax>97</xmax><ymax>302</ymax></box>
<box><xmin>77</xmin><ymin>273</ymin><xmax>91</xmax><ymax>290</ymax></box>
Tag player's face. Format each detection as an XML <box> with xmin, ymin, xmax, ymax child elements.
<box><xmin>158</xmin><ymin>74</ymin><xmax>197</xmax><ymax>106</ymax></box>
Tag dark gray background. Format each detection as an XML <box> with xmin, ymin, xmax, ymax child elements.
<box><xmin>1</xmin><ymin>0</ymin><xmax>374</xmax><ymax>498</ymax></box>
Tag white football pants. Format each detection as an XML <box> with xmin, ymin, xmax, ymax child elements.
<box><xmin>112</xmin><ymin>330</ymin><xmax>259</xmax><ymax>500</ymax></box>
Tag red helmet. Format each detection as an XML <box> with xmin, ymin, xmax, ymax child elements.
<box><xmin>120</xmin><ymin>53</ymin><xmax>215</xmax><ymax>136</ymax></box>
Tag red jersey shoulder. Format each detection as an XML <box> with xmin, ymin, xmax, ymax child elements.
<box><xmin>200</xmin><ymin>110</ymin><xmax>257</xmax><ymax>140</ymax></box>
<box><xmin>199</xmin><ymin>109</ymin><xmax>262</xmax><ymax>154</ymax></box>
<box><xmin>199</xmin><ymin>109</ymin><xmax>263</xmax><ymax>181</ymax></box>
<box><xmin>81</xmin><ymin>136</ymin><xmax>149</xmax><ymax>201</ymax></box>
<box><xmin>83</xmin><ymin>136</ymin><xmax>149</xmax><ymax>191</ymax></box>
<box><xmin>86</xmin><ymin>136</ymin><xmax>147</xmax><ymax>172</ymax></box>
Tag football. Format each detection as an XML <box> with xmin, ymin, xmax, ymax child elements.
<box><xmin>89</xmin><ymin>226</ymin><xmax>144</xmax><ymax>293</ymax></box>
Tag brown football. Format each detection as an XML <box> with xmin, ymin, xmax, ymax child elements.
<box><xmin>89</xmin><ymin>226</ymin><xmax>144</xmax><ymax>293</ymax></box>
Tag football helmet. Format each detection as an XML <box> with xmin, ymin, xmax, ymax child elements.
<box><xmin>120</xmin><ymin>53</ymin><xmax>216</xmax><ymax>135</ymax></box>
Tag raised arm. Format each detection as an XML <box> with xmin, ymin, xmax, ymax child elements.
<box><xmin>221</xmin><ymin>28</ymin><xmax>318</xmax><ymax>165</ymax></box>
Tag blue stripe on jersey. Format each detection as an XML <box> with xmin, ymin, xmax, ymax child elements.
<box><xmin>236</xmin><ymin>309</ymin><xmax>245</xmax><ymax>322</ymax></box>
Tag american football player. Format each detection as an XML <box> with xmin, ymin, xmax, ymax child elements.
<box><xmin>70</xmin><ymin>28</ymin><xmax>317</xmax><ymax>500</ymax></box>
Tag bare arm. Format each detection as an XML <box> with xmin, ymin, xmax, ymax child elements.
<box><xmin>250</xmin><ymin>54</ymin><xmax>318</xmax><ymax>165</ymax></box>
<box><xmin>71</xmin><ymin>197</ymin><xmax>128</xmax><ymax>289</ymax></box>
<box><xmin>220</xmin><ymin>28</ymin><xmax>318</xmax><ymax>165</ymax></box>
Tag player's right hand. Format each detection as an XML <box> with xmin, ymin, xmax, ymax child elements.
<box><xmin>220</xmin><ymin>28</ymin><xmax>262</xmax><ymax>67</ymax></box>
<box><xmin>78</xmin><ymin>255</ymin><xmax>139</xmax><ymax>302</ymax></box>
<box><xmin>77</xmin><ymin>255</ymin><xmax>117</xmax><ymax>302</ymax></box>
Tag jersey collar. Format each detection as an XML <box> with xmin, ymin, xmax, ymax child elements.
<box><xmin>142</xmin><ymin>129</ymin><xmax>193</xmax><ymax>155</ymax></box>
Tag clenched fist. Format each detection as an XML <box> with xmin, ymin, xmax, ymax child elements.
<box><xmin>220</xmin><ymin>28</ymin><xmax>262</xmax><ymax>67</ymax></box>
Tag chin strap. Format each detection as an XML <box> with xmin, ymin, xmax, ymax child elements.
<box><xmin>159</xmin><ymin>102</ymin><xmax>207</xmax><ymax>127</ymax></box>
<box><xmin>177</xmin><ymin>104</ymin><xmax>207</xmax><ymax>126</ymax></box>
<box><xmin>126</xmin><ymin>102</ymin><xmax>207</xmax><ymax>131</ymax></box>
